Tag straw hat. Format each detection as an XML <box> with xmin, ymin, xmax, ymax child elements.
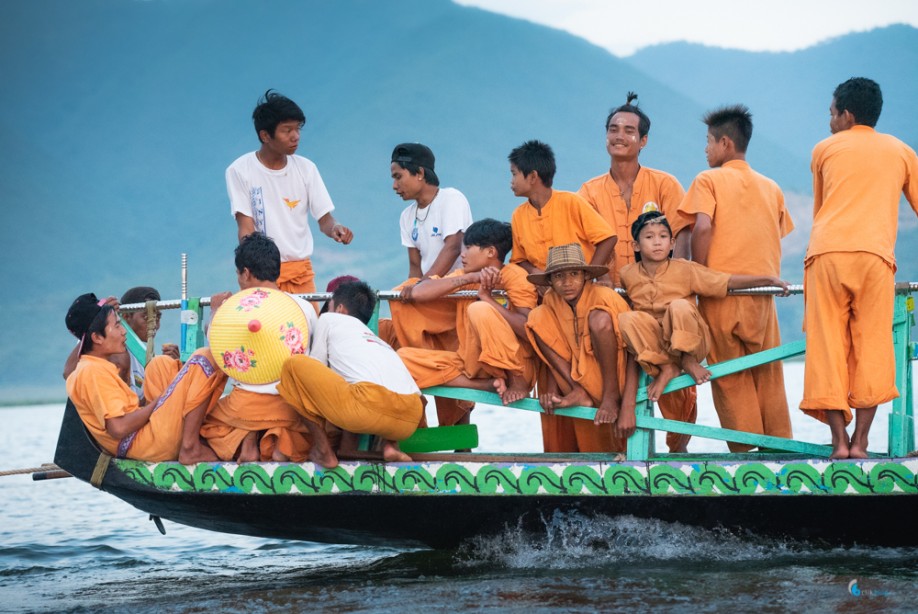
<box><xmin>208</xmin><ymin>287</ymin><xmax>309</xmax><ymax>384</ymax></box>
<box><xmin>526</xmin><ymin>243</ymin><xmax>609</xmax><ymax>286</ymax></box>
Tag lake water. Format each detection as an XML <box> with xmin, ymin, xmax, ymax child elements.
<box><xmin>1</xmin><ymin>363</ymin><xmax>916</xmax><ymax>612</ymax></box>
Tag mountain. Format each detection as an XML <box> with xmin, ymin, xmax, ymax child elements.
<box><xmin>0</xmin><ymin>0</ymin><xmax>915</xmax><ymax>402</ymax></box>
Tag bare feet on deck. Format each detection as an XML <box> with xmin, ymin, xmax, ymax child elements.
<box><xmin>681</xmin><ymin>354</ymin><xmax>711</xmax><ymax>386</ymax></box>
<box><xmin>382</xmin><ymin>439</ymin><xmax>412</xmax><ymax>463</ymax></box>
<box><xmin>848</xmin><ymin>435</ymin><xmax>869</xmax><ymax>459</ymax></box>
<box><xmin>308</xmin><ymin>436</ymin><xmax>339</xmax><ymax>469</ymax></box>
<box><xmin>647</xmin><ymin>362</ymin><xmax>680</xmax><ymax>402</ymax></box>
<box><xmin>493</xmin><ymin>373</ymin><xmax>530</xmax><ymax>405</ymax></box>
<box><xmin>179</xmin><ymin>440</ymin><xmax>219</xmax><ymax>464</ymax></box>
<box><xmin>237</xmin><ymin>432</ymin><xmax>260</xmax><ymax>463</ymax></box>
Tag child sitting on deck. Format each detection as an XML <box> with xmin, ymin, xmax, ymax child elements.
<box><xmin>396</xmin><ymin>218</ymin><xmax>538</xmax><ymax>406</ymax></box>
<box><xmin>525</xmin><ymin>243</ymin><xmax>639</xmax><ymax>452</ymax></box>
<box><xmin>618</xmin><ymin>211</ymin><xmax>788</xmax><ymax>417</ymax></box>
<box><xmin>65</xmin><ymin>294</ymin><xmax>225</xmax><ymax>463</ymax></box>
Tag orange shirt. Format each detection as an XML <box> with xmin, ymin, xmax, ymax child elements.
<box><xmin>808</xmin><ymin>125</ymin><xmax>918</xmax><ymax>266</ymax></box>
<box><xmin>619</xmin><ymin>259</ymin><xmax>729</xmax><ymax>322</ymax></box>
<box><xmin>578</xmin><ymin>166</ymin><xmax>684</xmax><ymax>284</ymax></box>
<box><xmin>510</xmin><ymin>190</ymin><xmax>615</xmax><ymax>271</ymax></box>
<box><xmin>674</xmin><ymin>159</ymin><xmax>793</xmax><ymax>276</ymax></box>
<box><xmin>66</xmin><ymin>354</ymin><xmax>139</xmax><ymax>455</ymax></box>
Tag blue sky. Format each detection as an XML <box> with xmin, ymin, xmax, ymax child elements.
<box><xmin>456</xmin><ymin>0</ymin><xmax>918</xmax><ymax>56</ymax></box>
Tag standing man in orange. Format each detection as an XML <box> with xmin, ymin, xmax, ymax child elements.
<box><xmin>578</xmin><ymin>93</ymin><xmax>695</xmax><ymax>452</ymax></box>
<box><xmin>672</xmin><ymin>105</ymin><xmax>794</xmax><ymax>452</ymax></box>
<box><xmin>226</xmin><ymin>90</ymin><xmax>353</xmax><ymax>296</ymax></box>
<box><xmin>800</xmin><ymin>78</ymin><xmax>918</xmax><ymax>459</ymax></box>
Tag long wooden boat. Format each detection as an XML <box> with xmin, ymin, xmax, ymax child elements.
<box><xmin>50</xmin><ymin>284</ymin><xmax>918</xmax><ymax>549</ymax></box>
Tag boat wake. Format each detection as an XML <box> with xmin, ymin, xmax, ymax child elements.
<box><xmin>456</xmin><ymin>510</ymin><xmax>820</xmax><ymax>569</ymax></box>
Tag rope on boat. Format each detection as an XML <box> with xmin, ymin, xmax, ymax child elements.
<box><xmin>0</xmin><ymin>463</ymin><xmax>63</xmax><ymax>477</ymax></box>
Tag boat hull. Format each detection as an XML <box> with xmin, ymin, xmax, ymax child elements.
<box><xmin>55</xmin><ymin>401</ymin><xmax>918</xmax><ymax>548</ymax></box>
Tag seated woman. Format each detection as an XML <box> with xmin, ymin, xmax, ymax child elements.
<box><xmin>65</xmin><ymin>293</ymin><xmax>225</xmax><ymax>463</ymax></box>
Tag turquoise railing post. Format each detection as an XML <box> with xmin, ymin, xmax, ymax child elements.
<box><xmin>626</xmin><ymin>372</ymin><xmax>654</xmax><ymax>461</ymax></box>
<box><xmin>180</xmin><ymin>297</ymin><xmax>206</xmax><ymax>361</ymax></box>
<box><xmin>889</xmin><ymin>289</ymin><xmax>915</xmax><ymax>456</ymax></box>
<box><xmin>369</xmin><ymin>293</ymin><xmax>381</xmax><ymax>336</ymax></box>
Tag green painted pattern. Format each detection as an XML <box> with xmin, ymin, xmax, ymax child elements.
<box><xmin>116</xmin><ymin>458</ymin><xmax>918</xmax><ymax>497</ymax></box>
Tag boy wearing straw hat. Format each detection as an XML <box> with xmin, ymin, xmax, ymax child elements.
<box><xmin>525</xmin><ymin>243</ymin><xmax>639</xmax><ymax>452</ymax></box>
<box><xmin>619</xmin><ymin>212</ymin><xmax>788</xmax><ymax>419</ymax></box>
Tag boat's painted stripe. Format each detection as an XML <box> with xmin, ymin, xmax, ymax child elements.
<box><xmin>113</xmin><ymin>458</ymin><xmax>918</xmax><ymax>497</ymax></box>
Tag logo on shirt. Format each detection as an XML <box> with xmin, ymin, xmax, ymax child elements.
<box><xmin>642</xmin><ymin>201</ymin><xmax>661</xmax><ymax>213</ymax></box>
<box><xmin>283</xmin><ymin>198</ymin><xmax>300</xmax><ymax>209</ymax></box>
<box><xmin>431</xmin><ymin>226</ymin><xmax>442</xmax><ymax>238</ymax></box>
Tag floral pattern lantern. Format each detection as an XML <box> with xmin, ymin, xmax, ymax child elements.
<box><xmin>208</xmin><ymin>287</ymin><xmax>309</xmax><ymax>384</ymax></box>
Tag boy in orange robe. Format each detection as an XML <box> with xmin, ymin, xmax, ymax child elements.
<box><xmin>671</xmin><ymin>105</ymin><xmax>795</xmax><ymax>452</ymax></box>
<box><xmin>801</xmin><ymin>77</ymin><xmax>918</xmax><ymax>459</ymax></box>
<box><xmin>508</xmin><ymin>140</ymin><xmax>616</xmax><ymax>281</ymax></box>
<box><xmin>397</xmin><ymin>219</ymin><xmax>538</xmax><ymax>406</ymax></box>
<box><xmin>65</xmin><ymin>294</ymin><xmax>225</xmax><ymax>463</ymax></box>
<box><xmin>577</xmin><ymin>92</ymin><xmax>696</xmax><ymax>451</ymax></box>
<box><xmin>525</xmin><ymin>243</ymin><xmax>639</xmax><ymax>453</ymax></box>
<box><xmin>199</xmin><ymin>233</ymin><xmax>317</xmax><ymax>462</ymax></box>
<box><xmin>620</xmin><ymin>212</ymin><xmax>789</xmax><ymax>451</ymax></box>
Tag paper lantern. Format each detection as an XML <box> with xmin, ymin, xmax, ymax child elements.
<box><xmin>208</xmin><ymin>287</ymin><xmax>309</xmax><ymax>384</ymax></box>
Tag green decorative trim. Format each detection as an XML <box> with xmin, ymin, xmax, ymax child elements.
<box><xmin>115</xmin><ymin>458</ymin><xmax>918</xmax><ymax>497</ymax></box>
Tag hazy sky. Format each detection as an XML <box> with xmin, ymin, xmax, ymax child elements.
<box><xmin>455</xmin><ymin>0</ymin><xmax>918</xmax><ymax>56</ymax></box>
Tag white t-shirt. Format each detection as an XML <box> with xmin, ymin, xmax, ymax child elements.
<box><xmin>233</xmin><ymin>294</ymin><xmax>318</xmax><ymax>395</ymax></box>
<box><xmin>226</xmin><ymin>152</ymin><xmax>336</xmax><ymax>262</ymax></box>
<box><xmin>399</xmin><ymin>187</ymin><xmax>473</xmax><ymax>275</ymax></box>
<box><xmin>310</xmin><ymin>312</ymin><xmax>420</xmax><ymax>396</ymax></box>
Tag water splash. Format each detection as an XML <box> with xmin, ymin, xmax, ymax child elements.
<box><xmin>456</xmin><ymin>510</ymin><xmax>808</xmax><ymax>569</ymax></box>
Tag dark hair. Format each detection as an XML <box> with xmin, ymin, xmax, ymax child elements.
<box><xmin>508</xmin><ymin>140</ymin><xmax>556</xmax><ymax>187</ymax></box>
<box><xmin>235</xmin><ymin>233</ymin><xmax>281</xmax><ymax>283</ymax></box>
<box><xmin>120</xmin><ymin>286</ymin><xmax>160</xmax><ymax>305</ymax></box>
<box><xmin>606</xmin><ymin>92</ymin><xmax>651</xmax><ymax>138</ymax></box>
<box><xmin>65</xmin><ymin>293</ymin><xmax>115</xmax><ymax>354</ymax></box>
<box><xmin>391</xmin><ymin>143</ymin><xmax>440</xmax><ymax>186</ymax></box>
<box><xmin>630</xmin><ymin>211</ymin><xmax>673</xmax><ymax>263</ymax></box>
<box><xmin>833</xmin><ymin>77</ymin><xmax>882</xmax><ymax>127</ymax></box>
<box><xmin>463</xmin><ymin>218</ymin><xmax>513</xmax><ymax>262</ymax></box>
<box><xmin>703</xmin><ymin>104</ymin><xmax>753</xmax><ymax>153</ymax></box>
<box><xmin>252</xmin><ymin>89</ymin><xmax>305</xmax><ymax>141</ymax></box>
<box><xmin>332</xmin><ymin>281</ymin><xmax>377</xmax><ymax>325</ymax></box>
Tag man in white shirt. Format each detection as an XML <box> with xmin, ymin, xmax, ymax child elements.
<box><xmin>278</xmin><ymin>280</ymin><xmax>425</xmax><ymax>468</ymax></box>
<box><xmin>226</xmin><ymin>90</ymin><xmax>354</xmax><ymax>295</ymax></box>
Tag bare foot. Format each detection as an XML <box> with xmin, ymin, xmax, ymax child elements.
<box><xmin>179</xmin><ymin>441</ymin><xmax>218</xmax><ymax>464</ymax></box>
<box><xmin>495</xmin><ymin>373</ymin><xmax>531</xmax><ymax>405</ymax></box>
<box><xmin>237</xmin><ymin>432</ymin><xmax>260</xmax><ymax>463</ymax></box>
<box><xmin>681</xmin><ymin>354</ymin><xmax>711</xmax><ymax>385</ymax></box>
<box><xmin>557</xmin><ymin>385</ymin><xmax>593</xmax><ymax>409</ymax></box>
<box><xmin>308</xmin><ymin>436</ymin><xmax>339</xmax><ymax>469</ymax></box>
<box><xmin>647</xmin><ymin>363</ymin><xmax>679</xmax><ymax>402</ymax></box>
<box><xmin>830</xmin><ymin>441</ymin><xmax>851</xmax><ymax>460</ymax></box>
<box><xmin>382</xmin><ymin>439</ymin><xmax>412</xmax><ymax>462</ymax></box>
<box><xmin>272</xmin><ymin>449</ymin><xmax>290</xmax><ymax>462</ymax></box>
<box><xmin>848</xmin><ymin>436</ymin><xmax>869</xmax><ymax>459</ymax></box>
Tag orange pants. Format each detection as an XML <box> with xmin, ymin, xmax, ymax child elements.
<box><xmin>200</xmin><ymin>387</ymin><xmax>311</xmax><ymax>462</ymax></box>
<box><xmin>389</xmin><ymin>279</ymin><xmax>472</xmax><ymax>426</ymax></box>
<box><xmin>527</xmin><ymin>298</ymin><xmax>628</xmax><ymax>453</ymax></box>
<box><xmin>619</xmin><ymin>301</ymin><xmax>705</xmax><ymax>452</ymax></box>
<box><xmin>398</xmin><ymin>301</ymin><xmax>537</xmax><ymax>389</ymax></box>
<box><xmin>278</xmin><ymin>355</ymin><xmax>423</xmax><ymax>441</ymax></box>
<box><xmin>800</xmin><ymin>252</ymin><xmax>898</xmax><ymax>425</ymax></box>
<box><xmin>142</xmin><ymin>355</ymin><xmax>181</xmax><ymax>400</ymax></box>
<box><xmin>700</xmin><ymin>295</ymin><xmax>792</xmax><ymax>451</ymax></box>
<box><xmin>124</xmin><ymin>349</ymin><xmax>226</xmax><ymax>461</ymax></box>
<box><xmin>277</xmin><ymin>259</ymin><xmax>316</xmax><ymax>294</ymax></box>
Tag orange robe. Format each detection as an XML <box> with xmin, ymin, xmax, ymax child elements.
<box><xmin>388</xmin><ymin>275</ymin><xmax>474</xmax><ymax>426</ymax></box>
<box><xmin>620</xmin><ymin>259</ymin><xmax>731</xmax><ymax>450</ymax></box>
<box><xmin>578</xmin><ymin>166</ymin><xmax>685</xmax><ymax>286</ymax></box>
<box><xmin>66</xmin><ymin>350</ymin><xmax>226</xmax><ymax>462</ymax></box>
<box><xmin>398</xmin><ymin>264</ymin><xmax>539</xmax><ymax>389</ymax></box>
<box><xmin>510</xmin><ymin>190</ymin><xmax>615</xmax><ymax>271</ymax></box>
<box><xmin>277</xmin><ymin>259</ymin><xmax>316</xmax><ymax>294</ymax></box>
<box><xmin>801</xmin><ymin>125</ymin><xmax>918</xmax><ymax>423</ymax></box>
<box><xmin>675</xmin><ymin>159</ymin><xmax>794</xmax><ymax>450</ymax></box>
<box><xmin>525</xmin><ymin>282</ymin><xmax>630</xmax><ymax>453</ymax></box>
